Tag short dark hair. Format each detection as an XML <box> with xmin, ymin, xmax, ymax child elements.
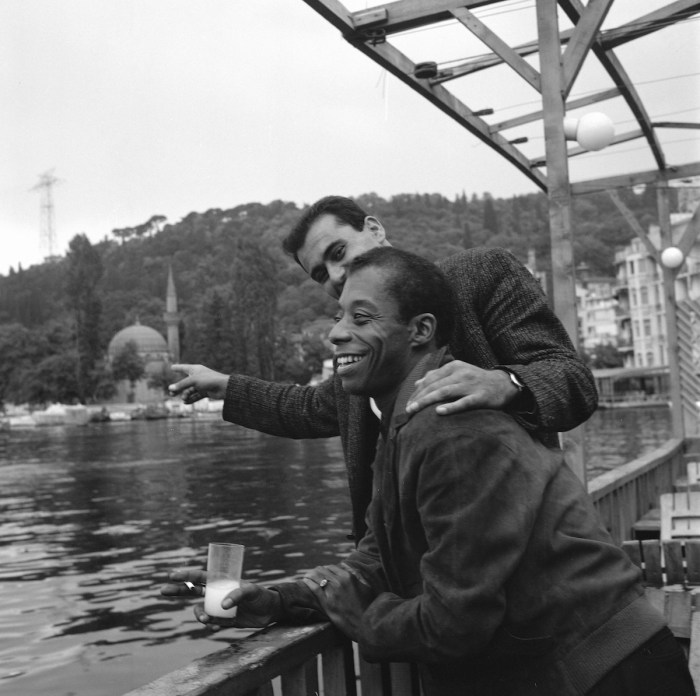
<box><xmin>347</xmin><ymin>247</ymin><xmax>455</xmax><ymax>347</ymax></box>
<box><xmin>283</xmin><ymin>196</ymin><xmax>367</xmax><ymax>262</ymax></box>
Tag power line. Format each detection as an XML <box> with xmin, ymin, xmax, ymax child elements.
<box><xmin>489</xmin><ymin>72</ymin><xmax>700</xmax><ymax>115</ymax></box>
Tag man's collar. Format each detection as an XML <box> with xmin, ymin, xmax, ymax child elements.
<box><xmin>381</xmin><ymin>346</ymin><xmax>451</xmax><ymax>434</ymax></box>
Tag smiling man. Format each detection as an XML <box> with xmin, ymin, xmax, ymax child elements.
<box><xmin>169</xmin><ymin>195</ymin><xmax>597</xmax><ymax>542</ymax></box>
<box><xmin>164</xmin><ymin>247</ymin><xmax>691</xmax><ymax>696</ymax></box>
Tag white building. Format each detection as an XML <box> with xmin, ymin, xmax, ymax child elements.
<box><xmin>614</xmin><ymin>212</ymin><xmax>695</xmax><ymax>368</ymax></box>
<box><xmin>576</xmin><ymin>264</ymin><xmax>620</xmax><ymax>353</ymax></box>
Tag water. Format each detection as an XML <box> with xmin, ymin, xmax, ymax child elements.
<box><xmin>584</xmin><ymin>406</ymin><xmax>673</xmax><ymax>479</ymax></box>
<box><xmin>0</xmin><ymin>406</ymin><xmax>671</xmax><ymax>696</ymax></box>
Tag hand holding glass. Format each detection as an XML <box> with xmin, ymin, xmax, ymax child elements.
<box><xmin>204</xmin><ymin>543</ymin><xmax>244</xmax><ymax>619</ymax></box>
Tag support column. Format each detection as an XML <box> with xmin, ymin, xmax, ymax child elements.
<box><xmin>658</xmin><ymin>183</ymin><xmax>685</xmax><ymax>439</ymax></box>
<box><xmin>536</xmin><ymin>0</ymin><xmax>586</xmax><ymax>484</ymax></box>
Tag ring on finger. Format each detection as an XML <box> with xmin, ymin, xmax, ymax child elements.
<box><xmin>319</xmin><ymin>578</ymin><xmax>328</xmax><ymax>589</ymax></box>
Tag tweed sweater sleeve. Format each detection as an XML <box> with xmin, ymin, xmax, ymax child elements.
<box><xmin>439</xmin><ymin>248</ymin><xmax>598</xmax><ymax>433</ymax></box>
<box><xmin>222</xmin><ymin>373</ymin><xmax>340</xmax><ymax>439</ymax></box>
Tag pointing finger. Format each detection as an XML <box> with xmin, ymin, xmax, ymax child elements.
<box><xmin>171</xmin><ymin>364</ymin><xmax>195</xmax><ymax>375</ymax></box>
<box><xmin>168</xmin><ymin>376</ymin><xmax>194</xmax><ymax>394</ymax></box>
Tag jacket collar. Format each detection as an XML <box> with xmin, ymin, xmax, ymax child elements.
<box><xmin>382</xmin><ymin>346</ymin><xmax>451</xmax><ymax>435</ymax></box>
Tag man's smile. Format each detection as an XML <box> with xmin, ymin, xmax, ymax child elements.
<box><xmin>335</xmin><ymin>353</ymin><xmax>367</xmax><ymax>374</ymax></box>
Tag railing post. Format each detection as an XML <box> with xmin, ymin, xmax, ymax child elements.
<box><xmin>280</xmin><ymin>658</ymin><xmax>318</xmax><ymax>695</ymax></box>
<box><xmin>358</xmin><ymin>657</ymin><xmax>387</xmax><ymax>695</ymax></box>
<box><xmin>321</xmin><ymin>643</ymin><xmax>357</xmax><ymax>696</ymax></box>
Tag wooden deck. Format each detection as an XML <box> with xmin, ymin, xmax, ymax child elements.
<box><xmin>123</xmin><ymin>436</ymin><xmax>700</xmax><ymax>696</ymax></box>
<box><xmin>621</xmin><ymin>537</ymin><xmax>700</xmax><ymax>692</ymax></box>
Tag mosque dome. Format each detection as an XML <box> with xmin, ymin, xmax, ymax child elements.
<box><xmin>108</xmin><ymin>321</ymin><xmax>168</xmax><ymax>358</ymax></box>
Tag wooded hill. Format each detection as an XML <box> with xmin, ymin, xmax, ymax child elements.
<box><xmin>0</xmin><ymin>187</ymin><xmax>669</xmax><ymax>406</ymax></box>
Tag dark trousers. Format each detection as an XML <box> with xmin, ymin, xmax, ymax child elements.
<box><xmin>588</xmin><ymin>627</ymin><xmax>695</xmax><ymax>696</ymax></box>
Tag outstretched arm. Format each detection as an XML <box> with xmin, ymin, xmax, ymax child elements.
<box><xmin>169</xmin><ymin>364</ymin><xmax>342</xmax><ymax>439</ymax></box>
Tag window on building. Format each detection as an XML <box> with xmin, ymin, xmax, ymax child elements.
<box><xmin>633</xmin><ymin>320</ymin><xmax>640</xmax><ymax>338</ymax></box>
<box><xmin>640</xmin><ymin>286</ymin><xmax>649</xmax><ymax>305</ymax></box>
<box><xmin>646</xmin><ymin>351</ymin><xmax>654</xmax><ymax>366</ymax></box>
<box><xmin>643</xmin><ymin>319</ymin><xmax>651</xmax><ymax>336</ymax></box>
<box><xmin>629</xmin><ymin>260</ymin><xmax>635</xmax><ymax>275</ymax></box>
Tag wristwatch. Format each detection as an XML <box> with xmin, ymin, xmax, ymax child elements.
<box><xmin>497</xmin><ymin>368</ymin><xmax>525</xmax><ymax>393</ymax></box>
<box><xmin>496</xmin><ymin>368</ymin><xmax>535</xmax><ymax>416</ymax></box>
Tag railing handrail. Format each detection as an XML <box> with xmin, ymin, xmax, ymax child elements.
<box><xmin>589</xmin><ymin>437</ymin><xmax>684</xmax><ymax>499</ymax></box>
<box><xmin>122</xmin><ymin>622</ymin><xmax>353</xmax><ymax>696</ymax></box>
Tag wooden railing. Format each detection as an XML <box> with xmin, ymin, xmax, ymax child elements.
<box><xmin>590</xmin><ymin>436</ymin><xmax>696</xmax><ymax>545</ymax></box>
<box><xmin>122</xmin><ymin>621</ymin><xmax>418</xmax><ymax>696</ymax></box>
<box><xmin>125</xmin><ymin>437</ymin><xmax>700</xmax><ymax>696</ymax></box>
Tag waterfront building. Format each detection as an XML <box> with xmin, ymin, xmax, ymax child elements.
<box><xmin>615</xmin><ymin>212</ymin><xmax>695</xmax><ymax>369</ymax></box>
<box><xmin>575</xmin><ymin>263</ymin><xmax>620</xmax><ymax>353</ymax></box>
<box><xmin>590</xmin><ymin>212</ymin><xmax>698</xmax><ymax>408</ymax></box>
<box><xmin>106</xmin><ymin>268</ymin><xmax>181</xmax><ymax>404</ymax></box>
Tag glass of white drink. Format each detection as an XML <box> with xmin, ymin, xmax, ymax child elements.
<box><xmin>204</xmin><ymin>542</ymin><xmax>244</xmax><ymax>619</ymax></box>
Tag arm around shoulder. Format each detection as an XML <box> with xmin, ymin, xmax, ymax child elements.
<box><xmin>443</xmin><ymin>248</ymin><xmax>597</xmax><ymax>432</ymax></box>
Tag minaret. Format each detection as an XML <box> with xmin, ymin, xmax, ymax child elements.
<box><xmin>163</xmin><ymin>264</ymin><xmax>181</xmax><ymax>363</ymax></box>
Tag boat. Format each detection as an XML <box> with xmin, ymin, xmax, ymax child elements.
<box><xmin>1</xmin><ymin>414</ymin><xmax>37</xmax><ymax>428</ymax></box>
<box><xmin>130</xmin><ymin>403</ymin><xmax>170</xmax><ymax>420</ymax></box>
<box><xmin>32</xmin><ymin>404</ymin><xmax>90</xmax><ymax>426</ymax></box>
<box><xmin>122</xmin><ymin>2</ymin><xmax>700</xmax><ymax>694</ymax></box>
<box><xmin>108</xmin><ymin>410</ymin><xmax>132</xmax><ymax>422</ymax></box>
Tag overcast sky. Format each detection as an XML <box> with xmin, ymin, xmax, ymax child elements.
<box><xmin>2</xmin><ymin>0</ymin><xmax>698</xmax><ymax>274</ymax></box>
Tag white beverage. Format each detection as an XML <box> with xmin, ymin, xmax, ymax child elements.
<box><xmin>204</xmin><ymin>579</ymin><xmax>240</xmax><ymax>618</ymax></box>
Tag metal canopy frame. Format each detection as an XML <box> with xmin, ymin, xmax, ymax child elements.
<box><xmin>301</xmin><ymin>0</ymin><xmax>700</xmax><ymax>478</ymax></box>
<box><xmin>302</xmin><ymin>0</ymin><xmax>700</xmax><ymax>192</ymax></box>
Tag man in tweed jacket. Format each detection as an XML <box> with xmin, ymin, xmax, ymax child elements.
<box><xmin>170</xmin><ymin>196</ymin><xmax>598</xmax><ymax>540</ymax></box>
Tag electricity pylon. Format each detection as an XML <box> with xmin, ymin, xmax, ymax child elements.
<box><xmin>30</xmin><ymin>169</ymin><xmax>61</xmax><ymax>258</ymax></box>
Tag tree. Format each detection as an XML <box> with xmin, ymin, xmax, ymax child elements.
<box><xmin>111</xmin><ymin>226</ymin><xmax>134</xmax><ymax>244</ymax></box>
<box><xmin>229</xmin><ymin>238</ymin><xmax>280</xmax><ymax>379</ymax></box>
<box><xmin>0</xmin><ymin>323</ymin><xmax>37</xmax><ymax>406</ymax></box>
<box><xmin>587</xmin><ymin>343</ymin><xmax>624</xmax><ymax>369</ymax></box>
<box><xmin>22</xmin><ymin>352</ymin><xmax>81</xmax><ymax>405</ymax></box>
<box><xmin>301</xmin><ymin>333</ymin><xmax>332</xmax><ymax>377</ymax></box>
<box><xmin>193</xmin><ymin>287</ymin><xmax>235</xmax><ymax>371</ymax></box>
<box><xmin>147</xmin><ymin>364</ymin><xmax>178</xmax><ymax>395</ymax></box>
<box><xmin>483</xmin><ymin>196</ymin><xmax>499</xmax><ymax>235</ymax></box>
<box><xmin>111</xmin><ymin>341</ymin><xmax>145</xmax><ymax>401</ymax></box>
<box><xmin>462</xmin><ymin>219</ymin><xmax>472</xmax><ymax>249</ymax></box>
<box><xmin>65</xmin><ymin>234</ymin><xmax>103</xmax><ymax>403</ymax></box>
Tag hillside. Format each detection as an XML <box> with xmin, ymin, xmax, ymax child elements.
<box><xmin>0</xmin><ymin>187</ymin><xmax>667</xmax><ymax>405</ymax></box>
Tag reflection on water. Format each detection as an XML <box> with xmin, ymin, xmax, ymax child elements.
<box><xmin>0</xmin><ymin>419</ymin><xmax>354</xmax><ymax>696</ymax></box>
<box><xmin>584</xmin><ymin>406</ymin><xmax>672</xmax><ymax>479</ymax></box>
<box><xmin>0</xmin><ymin>406</ymin><xmax>671</xmax><ymax>696</ymax></box>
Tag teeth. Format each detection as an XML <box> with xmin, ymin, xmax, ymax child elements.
<box><xmin>337</xmin><ymin>355</ymin><xmax>364</xmax><ymax>366</ymax></box>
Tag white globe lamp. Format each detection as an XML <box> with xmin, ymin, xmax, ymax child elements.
<box><xmin>563</xmin><ymin>112</ymin><xmax>615</xmax><ymax>151</ymax></box>
<box><xmin>661</xmin><ymin>246</ymin><xmax>684</xmax><ymax>269</ymax></box>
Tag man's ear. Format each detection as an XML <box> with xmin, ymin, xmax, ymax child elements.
<box><xmin>409</xmin><ymin>313</ymin><xmax>437</xmax><ymax>347</ymax></box>
<box><xmin>364</xmin><ymin>216</ymin><xmax>387</xmax><ymax>244</ymax></box>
